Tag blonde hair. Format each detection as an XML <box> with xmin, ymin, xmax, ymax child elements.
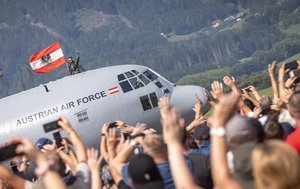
<box><xmin>142</xmin><ymin>134</ymin><xmax>167</xmax><ymax>158</ymax></box>
<box><xmin>251</xmin><ymin>140</ymin><xmax>300</xmax><ymax>189</ymax></box>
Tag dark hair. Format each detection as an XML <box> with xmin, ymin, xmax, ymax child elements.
<box><xmin>264</xmin><ymin>120</ymin><xmax>285</xmax><ymax>140</ymax></box>
<box><xmin>266</xmin><ymin>110</ymin><xmax>280</xmax><ymax>122</ymax></box>
<box><xmin>248</xmin><ymin>118</ymin><xmax>264</xmax><ymax>143</ymax></box>
<box><xmin>243</xmin><ymin>99</ymin><xmax>255</xmax><ymax>111</ymax></box>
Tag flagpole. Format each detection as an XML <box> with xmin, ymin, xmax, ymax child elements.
<box><xmin>25</xmin><ymin>62</ymin><xmax>35</xmax><ymax>89</ymax></box>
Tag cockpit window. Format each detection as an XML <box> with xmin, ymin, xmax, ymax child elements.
<box><xmin>155</xmin><ymin>81</ymin><xmax>163</xmax><ymax>88</ymax></box>
<box><xmin>129</xmin><ymin>78</ymin><xmax>144</xmax><ymax>89</ymax></box>
<box><xmin>138</xmin><ymin>74</ymin><xmax>150</xmax><ymax>85</ymax></box>
<box><xmin>131</xmin><ymin>70</ymin><xmax>139</xmax><ymax>75</ymax></box>
<box><xmin>125</xmin><ymin>71</ymin><xmax>135</xmax><ymax>78</ymax></box>
<box><xmin>119</xmin><ymin>80</ymin><xmax>133</xmax><ymax>93</ymax></box>
<box><xmin>143</xmin><ymin>70</ymin><xmax>158</xmax><ymax>81</ymax></box>
<box><xmin>118</xmin><ymin>74</ymin><xmax>126</xmax><ymax>81</ymax></box>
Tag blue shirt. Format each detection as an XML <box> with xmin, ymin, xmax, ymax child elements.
<box><xmin>121</xmin><ymin>155</ymin><xmax>194</xmax><ymax>189</ymax></box>
<box><xmin>189</xmin><ymin>140</ymin><xmax>211</xmax><ymax>156</ymax></box>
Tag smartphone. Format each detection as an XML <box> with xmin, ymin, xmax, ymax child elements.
<box><xmin>129</xmin><ymin>133</ymin><xmax>145</xmax><ymax>140</ymax></box>
<box><xmin>108</xmin><ymin>122</ymin><xmax>117</xmax><ymax>129</ymax></box>
<box><xmin>43</xmin><ymin>120</ymin><xmax>61</xmax><ymax>133</ymax></box>
<box><xmin>0</xmin><ymin>143</ymin><xmax>22</xmax><ymax>161</ymax></box>
<box><xmin>53</xmin><ymin>132</ymin><xmax>63</xmax><ymax>148</ymax></box>
<box><xmin>285</xmin><ymin>61</ymin><xmax>298</xmax><ymax>70</ymax></box>
<box><xmin>242</xmin><ymin>86</ymin><xmax>251</xmax><ymax>93</ymax></box>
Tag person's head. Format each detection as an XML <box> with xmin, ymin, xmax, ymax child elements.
<box><xmin>263</xmin><ymin>120</ymin><xmax>285</xmax><ymax>140</ymax></box>
<box><xmin>128</xmin><ymin>154</ymin><xmax>164</xmax><ymax>189</ymax></box>
<box><xmin>142</xmin><ymin>134</ymin><xmax>167</xmax><ymax>160</ymax></box>
<box><xmin>259</xmin><ymin>96</ymin><xmax>272</xmax><ymax>116</ymax></box>
<box><xmin>251</xmin><ymin>140</ymin><xmax>300</xmax><ymax>189</ymax></box>
<box><xmin>68</xmin><ymin>57</ymin><xmax>73</xmax><ymax>63</ymax></box>
<box><xmin>35</xmin><ymin>138</ymin><xmax>53</xmax><ymax>150</ymax></box>
<box><xmin>288</xmin><ymin>91</ymin><xmax>300</xmax><ymax>122</ymax></box>
<box><xmin>226</xmin><ymin>115</ymin><xmax>256</xmax><ymax>149</ymax></box>
<box><xmin>248</xmin><ymin>118</ymin><xmax>264</xmax><ymax>143</ymax></box>
<box><xmin>43</xmin><ymin>151</ymin><xmax>66</xmax><ymax>176</ymax></box>
<box><xmin>243</xmin><ymin>99</ymin><xmax>255</xmax><ymax>111</ymax></box>
<box><xmin>233</xmin><ymin>141</ymin><xmax>256</xmax><ymax>189</ymax></box>
<box><xmin>193</xmin><ymin>124</ymin><xmax>210</xmax><ymax>142</ymax></box>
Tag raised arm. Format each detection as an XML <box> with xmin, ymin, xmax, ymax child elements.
<box><xmin>87</xmin><ymin>148</ymin><xmax>102</xmax><ymax>189</ymax></box>
<box><xmin>268</xmin><ymin>61</ymin><xmax>279</xmax><ymax>99</ymax></box>
<box><xmin>210</xmin><ymin>92</ymin><xmax>242</xmax><ymax>189</ymax></box>
<box><xmin>186</xmin><ymin>94</ymin><xmax>206</xmax><ymax>133</ymax></box>
<box><xmin>162</xmin><ymin>108</ymin><xmax>203</xmax><ymax>189</ymax></box>
<box><xmin>75</xmin><ymin>50</ymin><xmax>80</xmax><ymax>66</ymax></box>
<box><xmin>58</xmin><ymin>117</ymin><xmax>87</xmax><ymax>162</ymax></box>
<box><xmin>100</xmin><ymin>123</ymin><xmax>109</xmax><ymax>162</ymax></box>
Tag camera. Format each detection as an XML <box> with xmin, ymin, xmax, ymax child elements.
<box><xmin>285</xmin><ymin>61</ymin><xmax>298</xmax><ymax>70</ymax></box>
<box><xmin>43</xmin><ymin>120</ymin><xmax>61</xmax><ymax>133</ymax></box>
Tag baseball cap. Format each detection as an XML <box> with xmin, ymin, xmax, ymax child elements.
<box><xmin>35</xmin><ymin>138</ymin><xmax>53</xmax><ymax>150</ymax></box>
<box><xmin>193</xmin><ymin>124</ymin><xmax>210</xmax><ymax>141</ymax></box>
<box><xmin>128</xmin><ymin>154</ymin><xmax>164</xmax><ymax>189</ymax></box>
<box><xmin>232</xmin><ymin>141</ymin><xmax>256</xmax><ymax>189</ymax></box>
<box><xmin>226</xmin><ymin>114</ymin><xmax>255</xmax><ymax>148</ymax></box>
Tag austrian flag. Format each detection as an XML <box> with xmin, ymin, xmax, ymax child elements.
<box><xmin>29</xmin><ymin>42</ymin><xmax>66</xmax><ymax>73</ymax></box>
<box><xmin>108</xmin><ymin>87</ymin><xmax>119</xmax><ymax>94</ymax></box>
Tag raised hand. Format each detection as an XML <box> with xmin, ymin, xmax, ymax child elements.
<box><xmin>212</xmin><ymin>91</ymin><xmax>241</xmax><ymax>127</ymax></box>
<box><xmin>211</xmin><ymin>80</ymin><xmax>224</xmax><ymax>100</ymax></box>
<box><xmin>223</xmin><ymin>75</ymin><xmax>236</xmax><ymax>89</ymax></box>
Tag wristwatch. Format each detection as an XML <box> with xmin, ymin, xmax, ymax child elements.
<box><xmin>210</xmin><ymin>127</ymin><xmax>226</xmax><ymax>137</ymax></box>
<box><xmin>130</xmin><ymin>140</ymin><xmax>136</xmax><ymax>146</ymax></box>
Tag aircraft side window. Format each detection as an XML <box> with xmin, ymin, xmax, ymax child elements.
<box><xmin>129</xmin><ymin>77</ymin><xmax>144</xmax><ymax>89</ymax></box>
<box><xmin>138</xmin><ymin>74</ymin><xmax>150</xmax><ymax>85</ymax></box>
<box><xmin>119</xmin><ymin>80</ymin><xmax>133</xmax><ymax>93</ymax></box>
<box><xmin>125</xmin><ymin>71</ymin><xmax>135</xmax><ymax>79</ymax></box>
<box><xmin>143</xmin><ymin>70</ymin><xmax>158</xmax><ymax>81</ymax></box>
<box><xmin>118</xmin><ymin>74</ymin><xmax>126</xmax><ymax>81</ymax></box>
<box><xmin>154</xmin><ymin>81</ymin><xmax>163</xmax><ymax>88</ymax></box>
<box><xmin>149</xmin><ymin>92</ymin><xmax>158</xmax><ymax>108</ymax></box>
<box><xmin>140</xmin><ymin>95</ymin><xmax>152</xmax><ymax>111</ymax></box>
<box><xmin>139</xmin><ymin>92</ymin><xmax>158</xmax><ymax>111</ymax></box>
<box><xmin>131</xmin><ymin>70</ymin><xmax>139</xmax><ymax>75</ymax></box>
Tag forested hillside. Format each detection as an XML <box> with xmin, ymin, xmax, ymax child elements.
<box><xmin>0</xmin><ymin>0</ymin><xmax>300</xmax><ymax>97</ymax></box>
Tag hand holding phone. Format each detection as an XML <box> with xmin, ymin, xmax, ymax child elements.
<box><xmin>0</xmin><ymin>143</ymin><xmax>23</xmax><ymax>161</ymax></box>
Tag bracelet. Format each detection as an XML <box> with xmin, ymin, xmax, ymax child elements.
<box><xmin>278</xmin><ymin>77</ymin><xmax>283</xmax><ymax>81</ymax></box>
<box><xmin>210</xmin><ymin>127</ymin><xmax>226</xmax><ymax>137</ymax></box>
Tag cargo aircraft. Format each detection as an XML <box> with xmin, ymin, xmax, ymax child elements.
<box><xmin>0</xmin><ymin>65</ymin><xmax>210</xmax><ymax>148</ymax></box>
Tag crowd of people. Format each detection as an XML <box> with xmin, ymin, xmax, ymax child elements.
<box><xmin>1</xmin><ymin>60</ymin><xmax>300</xmax><ymax>189</ymax></box>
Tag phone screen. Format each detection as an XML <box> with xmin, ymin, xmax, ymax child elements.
<box><xmin>53</xmin><ymin>132</ymin><xmax>63</xmax><ymax>148</ymax></box>
<box><xmin>43</xmin><ymin>120</ymin><xmax>61</xmax><ymax>133</ymax></box>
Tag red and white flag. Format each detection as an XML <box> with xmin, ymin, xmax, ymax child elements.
<box><xmin>108</xmin><ymin>87</ymin><xmax>119</xmax><ymax>94</ymax></box>
<box><xmin>29</xmin><ymin>42</ymin><xmax>66</xmax><ymax>73</ymax></box>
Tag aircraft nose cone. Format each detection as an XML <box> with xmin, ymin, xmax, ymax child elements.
<box><xmin>169</xmin><ymin>85</ymin><xmax>211</xmax><ymax>123</ymax></box>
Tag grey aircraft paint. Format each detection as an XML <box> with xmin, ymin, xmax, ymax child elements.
<box><xmin>0</xmin><ymin>65</ymin><xmax>210</xmax><ymax>148</ymax></box>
